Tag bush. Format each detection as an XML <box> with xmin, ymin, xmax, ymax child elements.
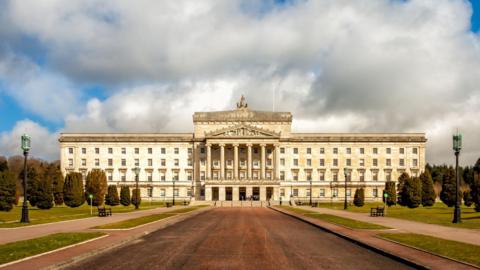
<box><xmin>35</xmin><ymin>170</ymin><xmax>54</xmax><ymax>210</ymax></box>
<box><xmin>84</xmin><ymin>169</ymin><xmax>107</xmax><ymax>206</ymax></box>
<box><xmin>0</xmin><ymin>170</ymin><xmax>16</xmax><ymax>211</ymax></box>
<box><xmin>463</xmin><ymin>191</ymin><xmax>473</xmax><ymax>207</ymax></box>
<box><xmin>353</xmin><ymin>188</ymin><xmax>364</xmax><ymax>207</ymax></box>
<box><xmin>64</xmin><ymin>172</ymin><xmax>85</xmax><ymax>207</ymax></box>
<box><xmin>105</xmin><ymin>185</ymin><xmax>120</xmax><ymax>206</ymax></box>
<box><xmin>23</xmin><ymin>167</ymin><xmax>41</xmax><ymax>207</ymax></box>
<box><xmin>440</xmin><ymin>168</ymin><xmax>461</xmax><ymax>207</ymax></box>
<box><xmin>120</xmin><ymin>186</ymin><xmax>131</xmax><ymax>206</ymax></box>
<box><xmin>384</xmin><ymin>181</ymin><xmax>396</xmax><ymax>206</ymax></box>
<box><xmin>401</xmin><ymin>176</ymin><xmax>422</xmax><ymax>208</ymax></box>
<box><xmin>473</xmin><ymin>158</ymin><xmax>480</xmax><ymax>212</ymax></box>
<box><xmin>131</xmin><ymin>188</ymin><xmax>141</xmax><ymax>208</ymax></box>
<box><xmin>397</xmin><ymin>172</ymin><xmax>410</xmax><ymax>206</ymax></box>
<box><xmin>51</xmin><ymin>165</ymin><xmax>64</xmax><ymax>206</ymax></box>
<box><xmin>420</xmin><ymin>170</ymin><xmax>436</xmax><ymax>207</ymax></box>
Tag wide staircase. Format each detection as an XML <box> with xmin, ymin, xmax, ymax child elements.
<box><xmin>213</xmin><ymin>200</ymin><xmax>274</xmax><ymax>207</ymax></box>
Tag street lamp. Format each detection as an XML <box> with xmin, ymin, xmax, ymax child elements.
<box><xmin>452</xmin><ymin>133</ymin><xmax>462</xmax><ymax>223</ymax></box>
<box><xmin>20</xmin><ymin>134</ymin><xmax>31</xmax><ymax>223</ymax></box>
<box><xmin>309</xmin><ymin>176</ymin><xmax>313</xmax><ymax>206</ymax></box>
<box><xmin>343</xmin><ymin>167</ymin><xmax>350</xmax><ymax>210</ymax></box>
<box><xmin>133</xmin><ymin>166</ymin><xmax>140</xmax><ymax>210</ymax></box>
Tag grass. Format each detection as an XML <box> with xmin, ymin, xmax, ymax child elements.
<box><xmin>0</xmin><ymin>232</ymin><xmax>105</xmax><ymax>265</ymax></box>
<box><xmin>378</xmin><ymin>233</ymin><xmax>480</xmax><ymax>267</ymax></box>
<box><xmin>277</xmin><ymin>205</ymin><xmax>389</xmax><ymax>230</ymax></box>
<box><xmin>93</xmin><ymin>205</ymin><xmax>208</xmax><ymax>229</ymax></box>
<box><xmin>317</xmin><ymin>202</ymin><xmax>480</xmax><ymax>229</ymax></box>
<box><xmin>0</xmin><ymin>202</ymin><xmax>165</xmax><ymax>228</ymax></box>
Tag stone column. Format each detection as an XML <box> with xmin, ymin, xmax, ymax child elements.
<box><xmin>260</xmin><ymin>186</ymin><xmax>266</xmax><ymax>201</ymax></box>
<box><xmin>205</xmin><ymin>186</ymin><xmax>212</xmax><ymax>201</ymax></box>
<box><xmin>274</xmin><ymin>144</ymin><xmax>280</xmax><ymax>180</ymax></box>
<box><xmin>246</xmin><ymin>186</ymin><xmax>252</xmax><ymax>198</ymax></box>
<box><xmin>206</xmin><ymin>143</ymin><xmax>212</xmax><ymax>180</ymax></box>
<box><xmin>219</xmin><ymin>186</ymin><xmax>226</xmax><ymax>201</ymax></box>
<box><xmin>247</xmin><ymin>144</ymin><xmax>252</xmax><ymax>179</ymax></box>
<box><xmin>233</xmin><ymin>144</ymin><xmax>239</xmax><ymax>180</ymax></box>
<box><xmin>233</xmin><ymin>186</ymin><xmax>239</xmax><ymax>201</ymax></box>
<box><xmin>260</xmin><ymin>144</ymin><xmax>266</xmax><ymax>179</ymax></box>
<box><xmin>220</xmin><ymin>144</ymin><xmax>225</xmax><ymax>179</ymax></box>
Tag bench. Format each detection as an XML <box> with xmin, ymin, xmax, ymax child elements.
<box><xmin>166</xmin><ymin>202</ymin><xmax>173</xmax><ymax>208</ymax></box>
<box><xmin>97</xmin><ymin>207</ymin><xmax>112</xmax><ymax>217</ymax></box>
<box><xmin>370</xmin><ymin>206</ymin><xmax>385</xmax><ymax>217</ymax></box>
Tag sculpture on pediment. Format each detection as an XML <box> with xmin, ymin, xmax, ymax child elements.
<box><xmin>236</xmin><ymin>95</ymin><xmax>248</xmax><ymax>109</ymax></box>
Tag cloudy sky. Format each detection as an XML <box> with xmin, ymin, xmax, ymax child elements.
<box><xmin>0</xmin><ymin>0</ymin><xmax>479</xmax><ymax>166</ymax></box>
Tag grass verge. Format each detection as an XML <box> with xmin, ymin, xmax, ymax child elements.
<box><xmin>378</xmin><ymin>233</ymin><xmax>480</xmax><ymax>267</ymax></box>
<box><xmin>0</xmin><ymin>232</ymin><xmax>105</xmax><ymax>265</ymax></box>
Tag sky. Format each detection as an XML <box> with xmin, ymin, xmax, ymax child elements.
<box><xmin>0</xmin><ymin>0</ymin><xmax>479</xmax><ymax>166</ymax></box>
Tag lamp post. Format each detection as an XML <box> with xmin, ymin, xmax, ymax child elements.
<box><xmin>133</xmin><ymin>167</ymin><xmax>140</xmax><ymax>210</ymax></box>
<box><xmin>343</xmin><ymin>167</ymin><xmax>350</xmax><ymax>210</ymax></box>
<box><xmin>20</xmin><ymin>134</ymin><xmax>31</xmax><ymax>223</ymax></box>
<box><xmin>309</xmin><ymin>177</ymin><xmax>313</xmax><ymax>206</ymax></box>
<box><xmin>452</xmin><ymin>133</ymin><xmax>462</xmax><ymax>223</ymax></box>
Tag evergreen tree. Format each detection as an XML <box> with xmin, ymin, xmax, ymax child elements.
<box><xmin>405</xmin><ymin>177</ymin><xmax>422</xmax><ymax>208</ymax></box>
<box><xmin>131</xmin><ymin>188</ymin><xmax>141</xmax><ymax>208</ymax></box>
<box><xmin>105</xmin><ymin>185</ymin><xmax>120</xmax><ymax>206</ymax></box>
<box><xmin>0</xmin><ymin>170</ymin><xmax>16</xmax><ymax>211</ymax></box>
<box><xmin>84</xmin><ymin>169</ymin><xmax>107</xmax><ymax>206</ymax></box>
<box><xmin>384</xmin><ymin>181</ymin><xmax>397</xmax><ymax>206</ymax></box>
<box><xmin>353</xmin><ymin>188</ymin><xmax>364</xmax><ymax>207</ymax></box>
<box><xmin>420</xmin><ymin>170</ymin><xmax>436</xmax><ymax>207</ymax></box>
<box><xmin>35</xmin><ymin>167</ymin><xmax>54</xmax><ymax>210</ymax></box>
<box><xmin>463</xmin><ymin>190</ymin><xmax>473</xmax><ymax>207</ymax></box>
<box><xmin>120</xmin><ymin>186</ymin><xmax>131</xmax><ymax>206</ymax></box>
<box><xmin>440</xmin><ymin>167</ymin><xmax>461</xmax><ymax>207</ymax></box>
<box><xmin>51</xmin><ymin>165</ymin><xmax>64</xmax><ymax>206</ymax></box>
<box><xmin>472</xmin><ymin>158</ymin><xmax>480</xmax><ymax>212</ymax></box>
<box><xmin>63</xmin><ymin>172</ymin><xmax>85</xmax><ymax>207</ymax></box>
<box><xmin>397</xmin><ymin>172</ymin><xmax>410</xmax><ymax>206</ymax></box>
<box><xmin>0</xmin><ymin>156</ymin><xmax>8</xmax><ymax>172</ymax></box>
<box><xmin>23</xmin><ymin>167</ymin><xmax>41</xmax><ymax>207</ymax></box>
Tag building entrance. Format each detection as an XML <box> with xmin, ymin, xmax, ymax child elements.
<box><xmin>239</xmin><ymin>187</ymin><xmax>246</xmax><ymax>201</ymax></box>
<box><xmin>212</xmin><ymin>187</ymin><xmax>219</xmax><ymax>201</ymax></box>
<box><xmin>252</xmin><ymin>187</ymin><xmax>260</xmax><ymax>201</ymax></box>
<box><xmin>266</xmin><ymin>187</ymin><xmax>273</xmax><ymax>200</ymax></box>
<box><xmin>226</xmin><ymin>187</ymin><xmax>233</xmax><ymax>201</ymax></box>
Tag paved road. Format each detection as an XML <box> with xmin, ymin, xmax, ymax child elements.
<box><xmin>67</xmin><ymin>208</ymin><xmax>414</xmax><ymax>270</ymax></box>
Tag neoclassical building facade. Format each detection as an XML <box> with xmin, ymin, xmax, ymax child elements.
<box><xmin>59</xmin><ymin>96</ymin><xmax>426</xmax><ymax>202</ymax></box>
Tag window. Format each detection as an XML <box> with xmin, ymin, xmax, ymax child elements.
<box><xmin>293</xmin><ymin>159</ymin><xmax>298</xmax><ymax>166</ymax></box>
<box><xmin>174</xmin><ymin>159</ymin><xmax>179</xmax><ymax>166</ymax></box>
<box><xmin>307</xmin><ymin>159</ymin><xmax>312</xmax><ymax>167</ymax></box>
<box><xmin>121</xmin><ymin>171</ymin><xmax>126</xmax><ymax>182</ymax></box>
<box><xmin>107</xmin><ymin>171</ymin><xmax>113</xmax><ymax>181</ymax></box>
<box><xmin>373</xmin><ymin>188</ymin><xmax>378</xmax><ymax>197</ymax></box>
<box><xmin>293</xmin><ymin>148</ymin><xmax>298</xmax><ymax>154</ymax></box>
<box><xmin>306</xmin><ymin>188</ymin><xmax>311</xmax><ymax>196</ymax></box>
<box><xmin>333</xmin><ymin>148</ymin><xmax>338</xmax><ymax>154</ymax></box>
<box><xmin>386</xmin><ymin>148</ymin><xmax>391</xmax><ymax>154</ymax></box>
<box><xmin>187</xmin><ymin>171</ymin><xmax>192</xmax><ymax>181</ymax></box>
<box><xmin>147</xmin><ymin>171</ymin><xmax>152</xmax><ymax>182</ymax></box>
<box><xmin>292</xmin><ymin>171</ymin><xmax>298</xmax><ymax>181</ymax></box>
<box><xmin>121</xmin><ymin>159</ymin><xmax>126</xmax><ymax>166</ymax></box>
<box><xmin>266</xmin><ymin>159</ymin><xmax>272</xmax><ymax>166</ymax></box>
<box><xmin>280</xmin><ymin>188</ymin><xmax>285</xmax><ymax>197</ymax></box>
<box><xmin>346</xmin><ymin>159</ymin><xmax>351</xmax><ymax>166</ymax></box>
<box><xmin>69</xmin><ymin>148</ymin><xmax>74</xmax><ymax>154</ymax></box>
<box><xmin>373</xmin><ymin>148</ymin><xmax>378</xmax><ymax>154</ymax></box>
<box><xmin>293</xmin><ymin>189</ymin><xmax>298</xmax><ymax>196</ymax></box>
<box><xmin>135</xmin><ymin>159</ymin><xmax>139</xmax><ymax>166</ymax></box>
<box><xmin>160</xmin><ymin>172</ymin><xmax>166</xmax><ymax>181</ymax></box>
<box><xmin>254</xmin><ymin>148</ymin><xmax>259</xmax><ymax>154</ymax></box>
<box><xmin>187</xmin><ymin>188</ymin><xmax>192</xmax><ymax>197</ymax></box>
<box><xmin>240</xmin><ymin>160</ymin><xmax>246</xmax><ymax>167</ymax></box>
<box><xmin>319</xmin><ymin>171</ymin><xmax>325</xmax><ymax>181</ymax></box>
<box><xmin>373</xmin><ymin>158</ymin><xmax>378</xmax><ymax>167</ymax></box>
<box><xmin>173</xmin><ymin>171</ymin><xmax>179</xmax><ymax>181</ymax></box>
<box><xmin>148</xmin><ymin>159</ymin><xmax>153</xmax><ymax>166</ymax></box>
<box><xmin>93</xmin><ymin>148</ymin><xmax>98</xmax><ymax>154</ymax></box>
<box><xmin>280</xmin><ymin>171</ymin><xmax>285</xmax><ymax>181</ymax></box>
<box><xmin>385</xmin><ymin>171</ymin><xmax>392</xmax><ymax>181</ymax></box>
<box><xmin>148</xmin><ymin>148</ymin><xmax>152</xmax><ymax>154</ymax></box>
<box><xmin>200</xmin><ymin>147</ymin><xmax>205</xmax><ymax>154</ymax></box>
<box><xmin>160</xmin><ymin>189</ymin><xmax>166</xmax><ymax>197</ymax></box>
<box><xmin>333</xmin><ymin>172</ymin><xmax>338</xmax><ymax>181</ymax></box>
<box><xmin>412</xmin><ymin>147</ymin><xmax>418</xmax><ymax>154</ymax></box>
<box><xmin>253</xmin><ymin>160</ymin><xmax>259</xmax><ymax>167</ymax></box>
<box><xmin>174</xmin><ymin>188</ymin><xmax>179</xmax><ymax>196</ymax></box>
<box><xmin>306</xmin><ymin>148</ymin><xmax>311</xmax><ymax>154</ymax></box>
<box><xmin>82</xmin><ymin>148</ymin><xmax>86</xmax><ymax>154</ymax></box>
<box><xmin>399</xmin><ymin>159</ymin><xmax>405</xmax><ymax>167</ymax></box>
<box><xmin>347</xmin><ymin>189</ymin><xmax>351</xmax><ymax>197</ymax></box>
<box><xmin>320</xmin><ymin>148</ymin><xmax>325</xmax><ymax>154</ymax></box>
<box><xmin>386</xmin><ymin>159</ymin><xmax>391</xmax><ymax>166</ymax></box>
<box><xmin>161</xmin><ymin>148</ymin><xmax>166</xmax><ymax>154</ymax></box>
<box><xmin>359</xmin><ymin>159</ymin><xmax>365</xmax><ymax>167</ymax></box>
<box><xmin>108</xmin><ymin>148</ymin><xmax>113</xmax><ymax>154</ymax></box>
<box><xmin>267</xmin><ymin>149</ymin><xmax>272</xmax><ymax>155</ymax></box>
<box><xmin>319</xmin><ymin>159</ymin><xmax>325</xmax><ymax>167</ymax></box>
<box><xmin>81</xmin><ymin>159</ymin><xmax>86</xmax><ymax>166</ymax></box>
<box><xmin>306</xmin><ymin>172</ymin><xmax>312</xmax><ymax>181</ymax></box>
<box><xmin>333</xmin><ymin>159</ymin><xmax>338</xmax><ymax>167</ymax></box>
<box><xmin>280</xmin><ymin>158</ymin><xmax>285</xmax><ymax>166</ymax></box>
<box><xmin>399</xmin><ymin>148</ymin><xmax>405</xmax><ymax>154</ymax></box>
<box><xmin>319</xmin><ymin>189</ymin><xmax>325</xmax><ymax>197</ymax></box>
<box><xmin>413</xmin><ymin>159</ymin><xmax>418</xmax><ymax>167</ymax></box>
<box><xmin>161</xmin><ymin>159</ymin><xmax>166</xmax><ymax>166</ymax></box>
<box><xmin>135</xmin><ymin>148</ymin><xmax>139</xmax><ymax>154</ymax></box>
<box><xmin>240</xmin><ymin>171</ymin><xmax>245</xmax><ymax>179</ymax></box>
<box><xmin>147</xmin><ymin>188</ymin><xmax>153</xmax><ymax>197</ymax></box>
<box><xmin>188</xmin><ymin>159</ymin><xmax>193</xmax><ymax>166</ymax></box>
<box><xmin>372</xmin><ymin>171</ymin><xmax>378</xmax><ymax>181</ymax></box>
<box><xmin>359</xmin><ymin>171</ymin><xmax>365</xmax><ymax>181</ymax></box>
<box><xmin>200</xmin><ymin>159</ymin><xmax>206</xmax><ymax>166</ymax></box>
<box><xmin>174</xmin><ymin>148</ymin><xmax>179</xmax><ymax>154</ymax></box>
<box><xmin>346</xmin><ymin>148</ymin><xmax>351</xmax><ymax>154</ymax></box>
<box><xmin>227</xmin><ymin>160</ymin><xmax>233</xmax><ymax>166</ymax></box>
<box><xmin>280</xmin><ymin>147</ymin><xmax>285</xmax><ymax>154</ymax></box>
<box><xmin>95</xmin><ymin>159</ymin><xmax>100</xmax><ymax>167</ymax></box>
<box><xmin>200</xmin><ymin>171</ymin><xmax>205</xmax><ymax>180</ymax></box>
<box><xmin>252</xmin><ymin>171</ymin><xmax>258</xmax><ymax>180</ymax></box>
<box><xmin>333</xmin><ymin>189</ymin><xmax>338</xmax><ymax>197</ymax></box>
<box><xmin>359</xmin><ymin>148</ymin><xmax>364</xmax><ymax>154</ymax></box>
<box><xmin>188</xmin><ymin>148</ymin><xmax>192</xmax><ymax>155</ymax></box>
<box><xmin>122</xmin><ymin>148</ymin><xmax>126</xmax><ymax>154</ymax></box>
<box><xmin>108</xmin><ymin>159</ymin><xmax>113</xmax><ymax>167</ymax></box>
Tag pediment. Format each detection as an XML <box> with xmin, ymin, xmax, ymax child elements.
<box><xmin>205</xmin><ymin>124</ymin><xmax>280</xmax><ymax>138</ymax></box>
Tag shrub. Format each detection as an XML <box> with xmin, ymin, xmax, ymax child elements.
<box><xmin>51</xmin><ymin>165</ymin><xmax>64</xmax><ymax>206</ymax></box>
<box><xmin>440</xmin><ymin>168</ymin><xmax>461</xmax><ymax>207</ymax></box>
<box><xmin>397</xmin><ymin>172</ymin><xmax>410</xmax><ymax>206</ymax></box>
<box><xmin>353</xmin><ymin>188</ymin><xmax>364</xmax><ymax>207</ymax></box>
<box><xmin>0</xmin><ymin>170</ymin><xmax>16</xmax><ymax>211</ymax></box>
<box><xmin>120</xmin><ymin>186</ymin><xmax>131</xmax><ymax>206</ymax></box>
<box><xmin>420</xmin><ymin>170</ymin><xmax>436</xmax><ymax>207</ymax></box>
<box><xmin>64</xmin><ymin>172</ymin><xmax>85</xmax><ymax>207</ymax></box>
<box><xmin>84</xmin><ymin>169</ymin><xmax>107</xmax><ymax>206</ymax></box>
<box><xmin>105</xmin><ymin>185</ymin><xmax>120</xmax><ymax>206</ymax></box>
<box><xmin>384</xmin><ymin>181</ymin><xmax>397</xmax><ymax>206</ymax></box>
<box><xmin>463</xmin><ymin>190</ymin><xmax>473</xmax><ymax>207</ymax></box>
<box><xmin>35</xmin><ymin>169</ymin><xmax>54</xmax><ymax>210</ymax></box>
<box><xmin>404</xmin><ymin>177</ymin><xmax>422</xmax><ymax>208</ymax></box>
<box><xmin>131</xmin><ymin>188</ymin><xmax>141</xmax><ymax>208</ymax></box>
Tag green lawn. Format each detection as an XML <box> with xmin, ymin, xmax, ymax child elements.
<box><xmin>277</xmin><ymin>206</ymin><xmax>389</xmax><ymax>230</ymax></box>
<box><xmin>0</xmin><ymin>232</ymin><xmax>105</xmax><ymax>265</ymax></box>
<box><xmin>93</xmin><ymin>205</ymin><xmax>208</xmax><ymax>229</ymax></box>
<box><xmin>317</xmin><ymin>202</ymin><xmax>480</xmax><ymax>229</ymax></box>
<box><xmin>378</xmin><ymin>233</ymin><xmax>480</xmax><ymax>267</ymax></box>
<box><xmin>0</xmin><ymin>202</ymin><xmax>165</xmax><ymax>228</ymax></box>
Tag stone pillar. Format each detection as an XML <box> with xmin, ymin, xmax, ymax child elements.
<box><xmin>233</xmin><ymin>186</ymin><xmax>239</xmax><ymax>201</ymax></box>
<box><xmin>260</xmin><ymin>186</ymin><xmax>266</xmax><ymax>201</ymax></box>
<box><xmin>260</xmin><ymin>144</ymin><xmax>266</xmax><ymax>179</ymax></box>
<box><xmin>233</xmin><ymin>144</ymin><xmax>239</xmax><ymax>180</ymax></box>
<box><xmin>220</xmin><ymin>144</ymin><xmax>225</xmax><ymax>179</ymax></box>
<box><xmin>219</xmin><ymin>186</ymin><xmax>226</xmax><ymax>201</ymax></box>
<box><xmin>274</xmin><ymin>144</ymin><xmax>280</xmax><ymax>180</ymax></box>
<box><xmin>246</xmin><ymin>186</ymin><xmax>252</xmax><ymax>198</ymax></box>
<box><xmin>247</xmin><ymin>144</ymin><xmax>252</xmax><ymax>179</ymax></box>
<box><xmin>206</xmin><ymin>144</ymin><xmax>212</xmax><ymax>180</ymax></box>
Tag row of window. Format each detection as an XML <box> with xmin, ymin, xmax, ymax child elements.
<box><xmin>280</xmin><ymin>146</ymin><xmax>418</xmax><ymax>155</ymax></box>
<box><xmin>68</xmin><ymin>147</ymin><xmax>191</xmax><ymax>155</ymax></box>
<box><xmin>282</xmin><ymin>188</ymin><xmax>381</xmax><ymax>198</ymax></box>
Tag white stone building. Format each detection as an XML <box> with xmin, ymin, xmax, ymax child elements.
<box><xmin>59</xmin><ymin>96</ymin><xmax>426</xmax><ymax>203</ymax></box>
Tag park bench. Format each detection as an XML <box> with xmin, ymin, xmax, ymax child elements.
<box><xmin>166</xmin><ymin>202</ymin><xmax>173</xmax><ymax>208</ymax></box>
<box><xmin>370</xmin><ymin>206</ymin><xmax>385</xmax><ymax>217</ymax></box>
<box><xmin>97</xmin><ymin>207</ymin><xmax>112</xmax><ymax>217</ymax></box>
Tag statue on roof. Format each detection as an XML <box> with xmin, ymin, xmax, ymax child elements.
<box><xmin>236</xmin><ymin>95</ymin><xmax>248</xmax><ymax>109</ymax></box>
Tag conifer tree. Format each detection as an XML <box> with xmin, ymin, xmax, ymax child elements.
<box><xmin>353</xmin><ymin>188</ymin><xmax>364</xmax><ymax>207</ymax></box>
<box><xmin>63</xmin><ymin>172</ymin><xmax>85</xmax><ymax>207</ymax></box>
<box><xmin>120</xmin><ymin>186</ymin><xmax>131</xmax><ymax>206</ymax></box>
<box><xmin>84</xmin><ymin>169</ymin><xmax>107</xmax><ymax>206</ymax></box>
<box><xmin>440</xmin><ymin>167</ymin><xmax>461</xmax><ymax>207</ymax></box>
<box><xmin>384</xmin><ymin>181</ymin><xmax>397</xmax><ymax>206</ymax></box>
<box><xmin>131</xmin><ymin>188</ymin><xmax>141</xmax><ymax>208</ymax></box>
<box><xmin>403</xmin><ymin>177</ymin><xmax>422</xmax><ymax>208</ymax></box>
<box><xmin>397</xmin><ymin>172</ymin><xmax>410</xmax><ymax>206</ymax></box>
<box><xmin>472</xmin><ymin>158</ymin><xmax>480</xmax><ymax>212</ymax></box>
<box><xmin>0</xmin><ymin>170</ymin><xmax>16</xmax><ymax>211</ymax></box>
<box><xmin>51</xmin><ymin>165</ymin><xmax>64</xmax><ymax>206</ymax></box>
<box><xmin>105</xmin><ymin>185</ymin><xmax>120</xmax><ymax>206</ymax></box>
<box><xmin>35</xmin><ymin>167</ymin><xmax>54</xmax><ymax>209</ymax></box>
<box><xmin>420</xmin><ymin>170</ymin><xmax>436</xmax><ymax>207</ymax></box>
<box><xmin>463</xmin><ymin>190</ymin><xmax>473</xmax><ymax>207</ymax></box>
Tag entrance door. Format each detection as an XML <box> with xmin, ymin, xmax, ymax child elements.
<box><xmin>226</xmin><ymin>187</ymin><xmax>233</xmax><ymax>201</ymax></box>
<box><xmin>266</xmin><ymin>187</ymin><xmax>273</xmax><ymax>200</ymax></box>
<box><xmin>252</xmin><ymin>187</ymin><xmax>260</xmax><ymax>201</ymax></box>
<box><xmin>212</xmin><ymin>187</ymin><xmax>219</xmax><ymax>201</ymax></box>
<box><xmin>239</xmin><ymin>187</ymin><xmax>246</xmax><ymax>201</ymax></box>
